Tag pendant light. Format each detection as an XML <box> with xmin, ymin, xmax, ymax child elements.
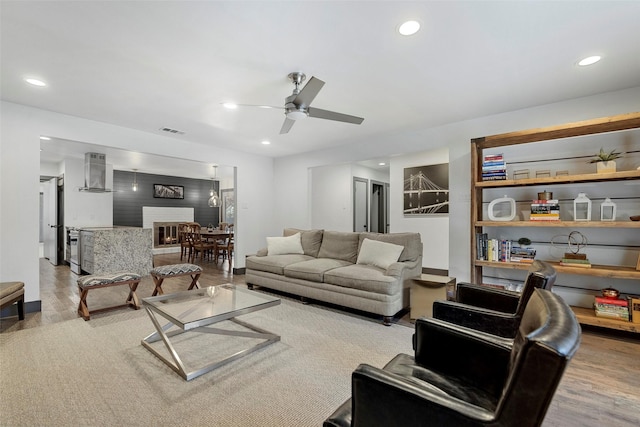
<box><xmin>208</xmin><ymin>166</ymin><xmax>220</xmax><ymax>207</ymax></box>
<box><xmin>132</xmin><ymin>169</ymin><xmax>138</xmax><ymax>192</ymax></box>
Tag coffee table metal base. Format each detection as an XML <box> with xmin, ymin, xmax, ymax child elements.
<box><xmin>142</xmin><ymin>307</ymin><xmax>280</xmax><ymax>381</ymax></box>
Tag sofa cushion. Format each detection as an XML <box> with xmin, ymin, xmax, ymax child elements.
<box><xmin>359</xmin><ymin>232</ymin><xmax>422</xmax><ymax>262</ymax></box>
<box><xmin>246</xmin><ymin>254</ymin><xmax>313</xmax><ymax>275</ymax></box>
<box><xmin>324</xmin><ymin>264</ymin><xmax>400</xmax><ymax>295</ymax></box>
<box><xmin>284</xmin><ymin>228</ymin><xmax>324</xmax><ymax>257</ymax></box>
<box><xmin>317</xmin><ymin>231</ymin><xmax>360</xmax><ymax>263</ymax></box>
<box><xmin>356</xmin><ymin>238</ymin><xmax>404</xmax><ymax>270</ymax></box>
<box><xmin>284</xmin><ymin>258</ymin><xmax>353</xmax><ymax>282</ymax></box>
<box><xmin>267</xmin><ymin>233</ymin><xmax>304</xmax><ymax>255</ymax></box>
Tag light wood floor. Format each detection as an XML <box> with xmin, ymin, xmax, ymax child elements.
<box><xmin>2</xmin><ymin>254</ymin><xmax>640</xmax><ymax>426</ymax></box>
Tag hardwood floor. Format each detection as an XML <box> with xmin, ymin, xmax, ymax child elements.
<box><xmin>1</xmin><ymin>254</ymin><xmax>639</xmax><ymax>426</ymax></box>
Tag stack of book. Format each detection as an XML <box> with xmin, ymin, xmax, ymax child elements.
<box><xmin>559</xmin><ymin>252</ymin><xmax>591</xmax><ymax>268</ymax></box>
<box><xmin>509</xmin><ymin>246</ymin><xmax>536</xmax><ymax>263</ymax></box>
<box><xmin>475</xmin><ymin>235</ymin><xmax>513</xmax><ymax>262</ymax></box>
<box><xmin>530</xmin><ymin>199</ymin><xmax>560</xmax><ymax>221</ymax></box>
<box><xmin>482</xmin><ymin>154</ymin><xmax>507</xmax><ymax>181</ymax></box>
<box><xmin>594</xmin><ymin>296</ymin><xmax>629</xmax><ymax>321</ymax></box>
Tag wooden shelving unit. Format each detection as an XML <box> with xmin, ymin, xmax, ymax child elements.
<box><xmin>470</xmin><ymin>112</ymin><xmax>640</xmax><ymax>334</ymax></box>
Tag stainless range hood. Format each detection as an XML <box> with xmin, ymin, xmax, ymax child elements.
<box><xmin>79</xmin><ymin>152</ymin><xmax>114</xmax><ymax>192</ymax></box>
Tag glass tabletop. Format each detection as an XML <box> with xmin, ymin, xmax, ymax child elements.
<box><xmin>142</xmin><ymin>284</ymin><xmax>280</xmax><ymax>329</ymax></box>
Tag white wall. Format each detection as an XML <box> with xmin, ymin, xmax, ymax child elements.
<box><xmin>274</xmin><ymin>87</ymin><xmax>640</xmax><ymax>284</ymax></box>
<box><xmin>63</xmin><ymin>158</ymin><xmax>114</xmax><ymax>228</ymax></box>
<box><xmin>1</xmin><ymin>101</ymin><xmax>274</xmax><ymax>305</ymax></box>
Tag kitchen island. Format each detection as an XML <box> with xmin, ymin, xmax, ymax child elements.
<box><xmin>79</xmin><ymin>227</ymin><xmax>153</xmax><ymax>277</ymax></box>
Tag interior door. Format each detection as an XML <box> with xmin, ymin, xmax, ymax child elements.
<box><xmin>353</xmin><ymin>177</ymin><xmax>368</xmax><ymax>232</ymax></box>
<box><xmin>43</xmin><ymin>177</ymin><xmax>59</xmax><ymax>265</ymax></box>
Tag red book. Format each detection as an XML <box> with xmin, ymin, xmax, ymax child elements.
<box><xmin>595</xmin><ymin>296</ymin><xmax>628</xmax><ymax>306</ymax></box>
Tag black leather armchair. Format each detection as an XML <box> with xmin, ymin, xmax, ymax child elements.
<box><xmin>432</xmin><ymin>260</ymin><xmax>556</xmax><ymax>338</ymax></box>
<box><xmin>324</xmin><ymin>289</ymin><xmax>581</xmax><ymax>427</ymax></box>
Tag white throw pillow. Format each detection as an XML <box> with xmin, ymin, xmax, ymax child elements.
<box><xmin>267</xmin><ymin>233</ymin><xmax>304</xmax><ymax>255</ymax></box>
<box><xmin>356</xmin><ymin>238</ymin><xmax>404</xmax><ymax>270</ymax></box>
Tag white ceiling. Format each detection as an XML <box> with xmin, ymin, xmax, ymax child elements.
<box><xmin>2</xmin><ymin>1</ymin><xmax>640</xmax><ymax>176</ymax></box>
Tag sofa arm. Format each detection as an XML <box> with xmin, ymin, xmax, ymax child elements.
<box><xmin>255</xmin><ymin>248</ymin><xmax>268</xmax><ymax>256</ymax></box>
<box><xmin>385</xmin><ymin>262</ymin><xmax>406</xmax><ymax>277</ymax></box>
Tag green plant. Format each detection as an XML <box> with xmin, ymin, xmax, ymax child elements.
<box><xmin>589</xmin><ymin>147</ymin><xmax>622</xmax><ymax>163</ymax></box>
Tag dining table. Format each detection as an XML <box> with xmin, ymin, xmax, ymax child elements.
<box><xmin>199</xmin><ymin>229</ymin><xmax>234</xmax><ymax>271</ymax></box>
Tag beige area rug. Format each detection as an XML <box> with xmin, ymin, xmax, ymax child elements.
<box><xmin>0</xmin><ymin>297</ymin><xmax>414</xmax><ymax>426</ymax></box>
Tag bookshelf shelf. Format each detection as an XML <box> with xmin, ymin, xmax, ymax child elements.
<box><xmin>475</xmin><ymin>170</ymin><xmax>640</xmax><ymax>188</ymax></box>
<box><xmin>475</xmin><ymin>260</ymin><xmax>640</xmax><ymax>280</ymax></box>
<box><xmin>571</xmin><ymin>307</ymin><xmax>640</xmax><ymax>333</ymax></box>
<box><xmin>470</xmin><ymin>112</ymin><xmax>640</xmax><ymax>335</ymax></box>
<box><xmin>475</xmin><ymin>220</ymin><xmax>640</xmax><ymax>228</ymax></box>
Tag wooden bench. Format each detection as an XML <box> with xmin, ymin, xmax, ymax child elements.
<box><xmin>0</xmin><ymin>281</ymin><xmax>25</xmax><ymax>320</ymax></box>
<box><xmin>149</xmin><ymin>263</ymin><xmax>202</xmax><ymax>296</ymax></box>
<box><xmin>77</xmin><ymin>272</ymin><xmax>142</xmax><ymax>321</ymax></box>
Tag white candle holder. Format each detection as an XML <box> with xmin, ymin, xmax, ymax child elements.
<box><xmin>600</xmin><ymin>197</ymin><xmax>617</xmax><ymax>221</ymax></box>
<box><xmin>573</xmin><ymin>193</ymin><xmax>592</xmax><ymax>221</ymax></box>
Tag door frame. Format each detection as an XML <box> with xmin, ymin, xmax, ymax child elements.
<box><xmin>353</xmin><ymin>177</ymin><xmax>369</xmax><ymax>232</ymax></box>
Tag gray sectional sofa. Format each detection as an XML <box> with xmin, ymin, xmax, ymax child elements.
<box><xmin>245</xmin><ymin>228</ymin><xmax>423</xmax><ymax>325</ymax></box>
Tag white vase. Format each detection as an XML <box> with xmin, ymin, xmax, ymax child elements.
<box><xmin>596</xmin><ymin>160</ymin><xmax>616</xmax><ymax>173</ymax></box>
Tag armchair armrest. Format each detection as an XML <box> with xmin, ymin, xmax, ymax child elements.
<box><xmin>413</xmin><ymin>317</ymin><xmax>512</xmax><ymax>397</ymax></box>
<box><xmin>456</xmin><ymin>282</ymin><xmax>520</xmax><ymax>313</ymax></box>
<box><xmin>432</xmin><ymin>300</ymin><xmax>521</xmax><ymax>338</ymax></box>
<box><xmin>350</xmin><ymin>363</ymin><xmax>495</xmax><ymax>427</ymax></box>
<box><xmin>385</xmin><ymin>262</ymin><xmax>406</xmax><ymax>277</ymax></box>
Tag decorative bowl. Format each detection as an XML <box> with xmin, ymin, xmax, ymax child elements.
<box><xmin>630</xmin><ymin>215</ymin><xmax>640</xmax><ymax>221</ymax></box>
<box><xmin>601</xmin><ymin>287</ymin><xmax>620</xmax><ymax>299</ymax></box>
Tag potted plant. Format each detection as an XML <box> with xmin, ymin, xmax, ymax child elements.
<box><xmin>589</xmin><ymin>148</ymin><xmax>622</xmax><ymax>173</ymax></box>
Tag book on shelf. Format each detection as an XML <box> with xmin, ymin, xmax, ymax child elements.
<box><xmin>561</xmin><ymin>258</ymin><xmax>591</xmax><ymax>264</ymax></box>
<box><xmin>628</xmin><ymin>296</ymin><xmax>640</xmax><ymax>324</ymax></box>
<box><xmin>563</xmin><ymin>252</ymin><xmax>587</xmax><ymax>260</ymax></box>
<box><xmin>483</xmin><ymin>154</ymin><xmax>504</xmax><ymax>161</ymax></box>
<box><xmin>482</xmin><ymin>175</ymin><xmax>508</xmax><ymax>181</ymax></box>
<box><xmin>595</xmin><ymin>310</ymin><xmax>629</xmax><ymax>321</ymax></box>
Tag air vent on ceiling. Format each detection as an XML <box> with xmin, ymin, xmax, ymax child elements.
<box><xmin>159</xmin><ymin>127</ymin><xmax>185</xmax><ymax>135</ymax></box>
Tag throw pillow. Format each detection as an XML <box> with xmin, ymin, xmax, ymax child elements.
<box><xmin>267</xmin><ymin>233</ymin><xmax>304</xmax><ymax>255</ymax></box>
<box><xmin>356</xmin><ymin>238</ymin><xmax>404</xmax><ymax>270</ymax></box>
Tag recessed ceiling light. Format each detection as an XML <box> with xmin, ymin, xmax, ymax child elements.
<box><xmin>261</xmin><ymin>140</ymin><xmax>271</xmax><ymax>145</ymax></box>
<box><xmin>25</xmin><ymin>78</ymin><xmax>47</xmax><ymax>87</ymax></box>
<box><xmin>40</xmin><ymin>136</ymin><xmax>51</xmax><ymax>140</ymax></box>
<box><xmin>398</xmin><ymin>20</ymin><xmax>420</xmax><ymax>36</ymax></box>
<box><xmin>223</xmin><ymin>103</ymin><xmax>238</xmax><ymax>109</ymax></box>
<box><xmin>378</xmin><ymin>162</ymin><xmax>386</xmax><ymax>166</ymax></box>
<box><xmin>578</xmin><ymin>55</ymin><xmax>602</xmax><ymax>66</ymax></box>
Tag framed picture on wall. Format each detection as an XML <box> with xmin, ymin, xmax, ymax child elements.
<box><xmin>153</xmin><ymin>184</ymin><xmax>184</xmax><ymax>199</ymax></box>
<box><xmin>403</xmin><ymin>163</ymin><xmax>449</xmax><ymax>215</ymax></box>
<box><xmin>221</xmin><ymin>188</ymin><xmax>235</xmax><ymax>224</ymax></box>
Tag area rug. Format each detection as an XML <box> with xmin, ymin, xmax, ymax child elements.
<box><xmin>0</xmin><ymin>297</ymin><xmax>414</xmax><ymax>426</ymax></box>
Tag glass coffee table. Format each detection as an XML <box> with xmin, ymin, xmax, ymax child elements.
<box><xmin>141</xmin><ymin>284</ymin><xmax>281</xmax><ymax>381</ymax></box>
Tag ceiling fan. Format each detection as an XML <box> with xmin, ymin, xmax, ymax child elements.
<box><xmin>231</xmin><ymin>72</ymin><xmax>365</xmax><ymax>134</ymax></box>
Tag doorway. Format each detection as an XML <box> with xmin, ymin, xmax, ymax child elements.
<box><xmin>370</xmin><ymin>180</ymin><xmax>389</xmax><ymax>233</ymax></box>
<box><xmin>353</xmin><ymin>177</ymin><xmax>368</xmax><ymax>232</ymax></box>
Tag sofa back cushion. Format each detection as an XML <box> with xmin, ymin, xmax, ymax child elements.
<box><xmin>359</xmin><ymin>232</ymin><xmax>422</xmax><ymax>262</ymax></box>
<box><xmin>283</xmin><ymin>228</ymin><xmax>324</xmax><ymax>258</ymax></box>
<box><xmin>317</xmin><ymin>231</ymin><xmax>360</xmax><ymax>263</ymax></box>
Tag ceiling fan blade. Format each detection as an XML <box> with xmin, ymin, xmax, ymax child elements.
<box><xmin>307</xmin><ymin>107</ymin><xmax>364</xmax><ymax>125</ymax></box>
<box><xmin>293</xmin><ymin>77</ymin><xmax>325</xmax><ymax>107</ymax></box>
<box><xmin>280</xmin><ymin>117</ymin><xmax>296</xmax><ymax>134</ymax></box>
<box><xmin>223</xmin><ymin>103</ymin><xmax>284</xmax><ymax>110</ymax></box>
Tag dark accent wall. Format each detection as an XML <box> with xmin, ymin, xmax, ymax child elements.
<box><xmin>113</xmin><ymin>170</ymin><xmax>220</xmax><ymax>227</ymax></box>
